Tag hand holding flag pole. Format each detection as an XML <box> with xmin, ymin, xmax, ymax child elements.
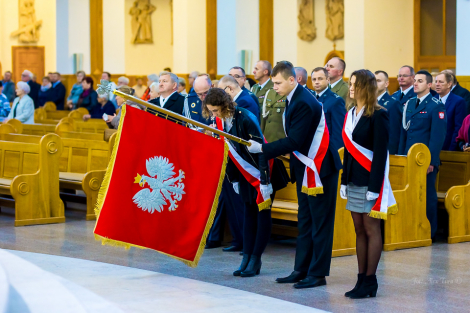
<box><xmin>97</xmin><ymin>80</ymin><xmax>251</xmax><ymax>146</ymax></box>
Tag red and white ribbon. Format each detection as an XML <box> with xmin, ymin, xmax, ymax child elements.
<box><xmin>342</xmin><ymin>109</ymin><xmax>397</xmax><ymax>220</ymax></box>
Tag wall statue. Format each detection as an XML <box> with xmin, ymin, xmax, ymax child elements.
<box><xmin>130</xmin><ymin>0</ymin><xmax>157</xmax><ymax>44</ymax></box>
<box><xmin>10</xmin><ymin>0</ymin><xmax>43</xmax><ymax>43</ymax></box>
<box><xmin>297</xmin><ymin>0</ymin><xmax>316</xmax><ymax>42</ymax></box>
<box><xmin>325</xmin><ymin>0</ymin><xmax>344</xmax><ymax>42</ymax></box>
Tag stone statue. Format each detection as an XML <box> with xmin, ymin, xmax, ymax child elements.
<box><xmin>325</xmin><ymin>0</ymin><xmax>344</xmax><ymax>42</ymax></box>
<box><xmin>130</xmin><ymin>0</ymin><xmax>157</xmax><ymax>44</ymax></box>
<box><xmin>297</xmin><ymin>0</ymin><xmax>316</xmax><ymax>42</ymax></box>
<box><xmin>10</xmin><ymin>0</ymin><xmax>43</xmax><ymax>43</ymax></box>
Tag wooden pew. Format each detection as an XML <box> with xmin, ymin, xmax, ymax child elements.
<box><xmin>0</xmin><ymin>133</ymin><xmax>65</xmax><ymax>226</ymax></box>
<box><xmin>272</xmin><ymin>143</ymin><xmax>432</xmax><ymax>256</ymax></box>
<box><xmin>437</xmin><ymin>151</ymin><xmax>470</xmax><ymax>243</ymax></box>
<box><xmin>0</xmin><ymin>131</ymin><xmax>116</xmax><ymax>220</ymax></box>
<box><xmin>43</xmin><ymin>102</ymin><xmax>70</xmax><ymax>120</ymax></box>
<box><xmin>6</xmin><ymin>119</ymin><xmax>57</xmax><ymax>135</ymax></box>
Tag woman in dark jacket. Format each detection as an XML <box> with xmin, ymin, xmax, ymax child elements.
<box><xmin>340</xmin><ymin>69</ymin><xmax>389</xmax><ymax>299</ymax></box>
<box><xmin>77</xmin><ymin>76</ymin><xmax>98</xmax><ymax>112</ymax></box>
<box><xmin>202</xmin><ymin>88</ymin><xmax>272</xmax><ymax>277</ymax></box>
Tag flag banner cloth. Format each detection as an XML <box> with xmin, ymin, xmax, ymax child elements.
<box><xmin>94</xmin><ymin>105</ymin><xmax>228</xmax><ymax>267</ymax></box>
<box><xmin>342</xmin><ymin>109</ymin><xmax>397</xmax><ymax>220</ymax></box>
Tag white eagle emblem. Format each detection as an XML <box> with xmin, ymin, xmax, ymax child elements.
<box><xmin>133</xmin><ymin>156</ymin><xmax>185</xmax><ymax>213</ymax></box>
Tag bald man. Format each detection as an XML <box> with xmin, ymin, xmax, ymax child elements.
<box><xmin>218</xmin><ymin>75</ymin><xmax>260</xmax><ymax>121</ymax></box>
<box><xmin>325</xmin><ymin>57</ymin><xmax>348</xmax><ymax>101</ymax></box>
<box><xmin>183</xmin><ymin>75</ymin><xmax>211</xmax><ymax>125</ymax></box>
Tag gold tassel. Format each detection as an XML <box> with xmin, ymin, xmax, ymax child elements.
<box><xmin>301</xmin><ymin>185</ymin><xmax>324</xmax><ymax>196</ymax></box>
<box><xmin>368</xmin><ymin>210</ymin><xmax>388</xmax><ymax>220</ymax></box>
<box><xmin>258</xmin><ymin>198</ymin><xmax>272</xmax><ymax>211</ymax></box>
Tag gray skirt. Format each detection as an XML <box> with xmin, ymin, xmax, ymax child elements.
<box><xmin>345</xmin><ymin>183</ymin><xmax>376</xmax><ymax>214</ymax></box>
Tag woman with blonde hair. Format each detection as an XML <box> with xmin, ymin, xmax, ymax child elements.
<box><xmin>340</xmin><ymin>69</ymin><xmax>391</xmax><ymax>299</ymax></box>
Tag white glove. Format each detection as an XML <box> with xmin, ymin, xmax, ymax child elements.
<box><xmin>260</xmin><ymin>184</ymin><xmax>273</xmax><ymax>200</ymax></box>
<box><xmin>232</xmin><ymin>182</ymin><xmax>239</xmax><ymax>194</ymax></box>
<box><xmin>340</xmin><ymin>185</ymin><xmax>347</xmax><ymax>199</ymax></box>
<box><xmin>366</xmin><ymin>191</ymin><xmax>380</xmax><ymax>201</ymax></box>
<box><xmin>247</xmin><ymin>140</ymin><xmax>262</xmax><ymax>154</ymax></box>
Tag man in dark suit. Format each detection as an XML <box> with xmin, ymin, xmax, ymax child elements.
<box><xmin>392</xmin><ymin>65</ymin><xmax>417</xmax><ymax>105</ymax></box>
<box><xmin>311</xmin><ymin>67</ymin><xmax>346</xmax><ymax>151</ymax></box>
<box><xmin>248</xmin><ymin>61</ymin><xmax>342</xmax><ymax>289</ymax></box>
<box><xmin>434</xmin><ymin>72</ymin><xmax>466</xmax><ymax>151</ymax></box>
<box><xmin>49</xmin><ymin>72</ymin><xmax>66</xmax><ymax>110</ymax></box>
<box><xmin>375</xmin><ymin>70</ymin><xmax>402</xmax><ymax>154</ymax></box>
<box><xmin>398</xmin><ymin>70</ymin><xmax>447</xmax><ymax>239</ymax></box>
<box><xmin>441</xmin><ymin>69</ymin><xmax>470</xmax><ymax>115</ymax></box>
<box><xmin>21</xmin><ymin>70</ymin><xmax>40</xmax><ymax>108</ymax></box>
<box><xmin>228</xmin><ymin>66</ymin><xmax>259</xmax><ymax>106</ymax></box>
<box><xmin>218</xmin><ymin>75</ymin><xmax>260</xmax><ymax>121</ymax></box>
<box><xmin>148</xmin><ymin>71</ymin><xmax>185</xmax><ymax>119</ymax></box>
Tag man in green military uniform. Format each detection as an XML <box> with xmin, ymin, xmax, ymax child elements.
<box><xmin>259</xmin><ymin>83</ymin><xmax>287</xmax><ymax>143</ymax></box>
<box><xmin>251</xmin><ymin>60</ymin><xmax>274</xmax><ymax>111</ymax></box>
<box><xmin>325</xmin><ymin>57</ymin><xmax>348</xmax><ymax>101</ymax></box>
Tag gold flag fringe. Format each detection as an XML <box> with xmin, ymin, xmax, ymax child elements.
<box><xmin>301</xmin><ymin>186</ymin><xmax>324</xmax><ymax>196</ymax></box>
<box><xmin>93</xmin><ymin>107</ymin><xmax>229</xmax><ymax>267</ymax></box>
<box><xmin>258</xmin><ymin>198</ymin><xmax>272</xmax><ymax>211</ymax></box>
<box><xmin>367</xmin><ymin>203</ymin><xmax>397</xmax><ymax>220</ymax></box>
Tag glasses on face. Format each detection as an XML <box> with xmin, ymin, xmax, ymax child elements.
<box><xmin>224</xmin><ymin>86</ymin><xmax>232</xmax><ymax>92</ymax></box>
<box><xmin>398</xmin><ymin>74</ymin><xmax>412</xmax><ymax>78</ymax></box>
<box><xmin>196</xmin><ymin>89</ymin><xmax>210</xmax><ymax>98</ymax></box>
<box><xmin>229</xmin><ymin>74</ymin><xmax>245</xmax><ymax>79</ymax></box>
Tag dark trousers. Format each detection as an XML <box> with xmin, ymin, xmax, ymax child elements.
<box><xmin>427</xmin><ymin>166</ymin><xmax>439</xmax><ymax>238</ymax></box>
<box><xmin>207</xmin><ymin>178</ymin><xmax>245</xmax><ymax>247</ymax></box>
<box><xmin>243</xmin><ymin>201</ymin><xmax>272</xmax><ymax>257</ymax></box>
<box><xmin>294</xmin><ymin>171</ymin><xmax>339</xmax><ymax>277</ymax></box>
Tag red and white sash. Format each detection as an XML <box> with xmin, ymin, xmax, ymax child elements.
<box><xmin>342</xmin><ymin>109</ymin><xmax>397</xmax><ymax>220</ymax></box>
<box><xmin>283</xmin><ymin>110</ymin><xmax>330</xmax><ymax>196</ymax></box>
<box><xmin>216</xmin><ymin>117</ymin><xmax>272</xmax><ymax>211</ymax></box>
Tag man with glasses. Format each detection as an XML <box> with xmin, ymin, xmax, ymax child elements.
<box><xmin>218</xmin><ymin>75</ymin><xmax>260</xmax><ymax>122</ymax></box>
<box><xmin>228</xmin><ymin>66</ymin><xmax>259</xmax><ymax>106</ymax></box>
<box><xmin>392</xmin><ymin>65</ymin><xmax>417</xmax><ymax>105</ymax></box>
<box><xmin>184</xmin><ymin>74</ymin><xmax>212</xmax><ymax>125</ymax></box>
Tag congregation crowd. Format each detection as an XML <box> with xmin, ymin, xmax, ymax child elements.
<box><xmin>2</xmin><ymin>56</ymin><xmax>470</xmax><ymax>299</ymax></box>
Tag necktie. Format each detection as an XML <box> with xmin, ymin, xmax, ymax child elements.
<box><xmin>400</xmin><ymin>92</ymin><xmax>404</xmax><ymax>100</ymax></box>
<box><xmin>415</xmin><ymin>98</ymin><xmax>420</xmax><ymax>109</ymax></box>
<box><xmin>316</xmin><ymin>94</ymin><xmax>320</xmax><ymax>100</ymax></box>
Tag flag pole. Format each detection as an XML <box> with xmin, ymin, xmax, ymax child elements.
<box><xmin>98</xmin><ymin>83</ymin><xmax>251</xmax><ymax>146</ymax></box>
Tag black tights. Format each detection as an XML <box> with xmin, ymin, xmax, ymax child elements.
<box><xmin>351</xmin><ymin>212</ymin><xmax>382</xmax><ymax>276</ymax></box>
<box><xmin>243</xmin><ymin>202</ymin><xmax>272</xmax><ymax>257</ymax></box>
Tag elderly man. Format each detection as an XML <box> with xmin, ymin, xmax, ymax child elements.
<box><xmin>21</xmin><ymin>70</ymin><xmax>40</xmax><ymax>108</ymax></box>
<box><xmin>295</xmin><ymin>67</ymin><xmax>313</xmax><ymax>93</ymax></box>
<box><xmin>392</xmin><ymin>65</ymin><xmax>417</xmax><ymax>105</ymax></box>
<box><xmin>117</xmin><ymin>76</ymin><xmax>130</xmax><ymax>87</ymax></box>
<box><xmin>49</xmin><ymin>72</ymin><xmax>66</xmax><ymax>109</ymax></box>
<box><xmin>441</xmin><ymin>69</ymin><xmax>470</xmax><ymax>115</ymax></box>
<box><xmin>188</xmin><ymin>71</ymin><xmax>200</xmax><ymax>94</ymax></box>
<box><xmin>325</xmin><ymin>57</ymin><xmax>348</xmax><ymax>101</ymax></box>
<box><xmin>184</xmin><ymin>75</ymin><xmax>211</xmax><ymax>125</ymax></box>
<box><xmin>228</xmin><ymin>66</ymin><xmax>259</xmax><ymax>106</ymax></box>
<box><xmin>2</xmin><ymin>71</ymin><xmax>15</xmax><ymax>103</ymax></box>
<box><xmin>251</xmin><ymin>60</ymin><xmax>273</xmax><ymax>109</ymax></box>
<box><xmin>149</xmin><ymin>71</ymin><xmax>184</xmax><ymax>117</ymax></box>
<box><xmin>218</xmin><ymin>75</ymin><xmax>259</xmax><ymax>121</ymax></box>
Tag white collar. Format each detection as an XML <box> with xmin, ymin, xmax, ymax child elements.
<box><xmin>302</xmin><ymin>84</ymin><xmax>307</xmax><ymax>88</ymax></box>
<box><xmin>439</xmin><ymin>91</ymin><xmax>451</xmax><ymax>104</ymax></box>
<box><xmin>287</xmin><ymin>84</ymin><xmax>299</xmax><ymax>103</ymax></box>
<box><xmin>352</xmin><ymin>107</ymin><xmax>365</xmax><ymax>129</ymax></box>
<box><xmin>451</xmin><ymin>84</ymin><xmax>457</xmax><ymax>91</ymax></box>
<box><xmin>233</xmin><ymin>89</ymin><xmax>243</xmax><ymax>102</ymax></box>
<box><xmin>224</xmin><ymin>116</ymin><xmax>233</xmax><ymax>132</ymax></box>
<box><xmin>377</xmin><ymin>91</ymin><xmax>387</xmax><ymax>101</ymax></box>
<box><xmin>418</xmin><ymin>92</ymin><xmax>430</xmax><ymax>104</ymax></box>
<box><xmin>160</xmin><ymin>91</ymin><xmax>176</xmax><ymax>107</ymax></box>
<box><xmin>316</xmin><ymin>87</ymin><xmax>328</xmax><ymax>98</ymax></box>
<box><xmin>260</xmin><ymin>78</ymin><xmax>270</xmax><ymax>90</ymax></box>
<box><xmin>330</xmin><ymin>78</ymin><xmax>342</xmax><ymax>89</ymax></box>
<box><xmin>401</xmin><ymin>85</ymin><xmax>414</xmax><ymax>95</ymax></box>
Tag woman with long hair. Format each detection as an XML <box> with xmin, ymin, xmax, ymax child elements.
<box><xmin>340</xmin><ymin>69</ymin><xmax>390</xmax><ymax>298</ymax></box>
<box><xmin>202</xmin><ymin>88</ymin><xmax>273</xmax><ymax>277</ymax></box>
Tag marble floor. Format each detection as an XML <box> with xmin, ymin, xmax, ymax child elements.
<box><xmin>1</xmin><ymin>203</ymin><xmax>470</xmax><ymax>313</ymax></box>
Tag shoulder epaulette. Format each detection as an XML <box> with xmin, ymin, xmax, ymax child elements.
<box><xmin>431</xmin><ymin>97</ymin><xmax>440</xmax><ymax>104</ymax></box>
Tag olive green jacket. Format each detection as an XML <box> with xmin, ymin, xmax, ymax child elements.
<box><xmin>260</xmin><ymin>88</ymin><xmax>287</xmax><ymax>143</ymax></box>
<box><xmin>251</xmin><ymin>79</ymin><xmax>274</xmax><ymax>110</ymax></box>
<box><xmin>330</xmin><ymin>78</ymin><xmax>348</xmax><ymax>102</ymax></box>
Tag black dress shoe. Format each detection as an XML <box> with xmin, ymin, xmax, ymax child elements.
<box><xmin>205</xmin><ymin>241</ymin><xmax>221</xmax><ymax>249</ymax></box>
<box><xmin>275</xmin><ymin>271</ymin><xmax>307</xmax><ymax>283</ymax></box>
<box><xmin>222</xmin><ymin>245</ymin><xmax>242</xmax><ymax>252</ymax></box>
<box><xmin>293</xmin><ymin>276</ymin><xmax>326</xmax><ymax>289</ymax></box>
<box><xmin>240</xmin><ymin>255</ymin><xmax>262</xmax><ymax>277</ymax></box>
<box><xmin>239</xmin><ymin>252</ymin><xmax>243</xmax><ymax>256</ymax></box>
<box><xmin>345</xmin><ymin>273</ymin><xmax>365</xmax><ymax>297</ymax></box>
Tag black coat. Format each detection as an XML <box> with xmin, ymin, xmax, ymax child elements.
<box><xmin>452</xmin><ymin>83</ymin><xmax>470</xmax><ymax>115</ymax></box>
<box><xmin>341</xmin><ymin>108</ymin><xmax>389</xmax><ymax>193</ymax></box>
<box><xmin>78</xmin><ymin>89</ymin><xmax>99</xmax><ymax>112</ymax></box>
<box><xmin>263</xmin><ymin>85</ymin><xmax>342</xmax><ymax>184</ymax></box>
<box><xmin>148</xmin><ymin>92</ymin><xmax>185</xmax><ymax>122</ymax></box>
<box><xmin>27</xmin><ymin>80</ymin><xmax>41</xmax><ymax>108</ymax></box>
<box><xmin>49</xmin><ymin>82</ymin><xmax>66</xmax><ymax>110</ymax></box>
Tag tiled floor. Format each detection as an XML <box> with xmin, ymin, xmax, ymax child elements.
<box><xmin>1</xmin><ymin>203</ymin><xmax>469</xmax><ymax>313</ymax></box>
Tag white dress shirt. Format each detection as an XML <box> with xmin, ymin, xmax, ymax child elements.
<box><xmin>439</xmin><ymin>92</ymin><xmax>451</xmax><ymax>105</ymax></box>
<box><xmin>160</xmin><ymin>91</ymin><xmax>177</xmax><ymax>108</ymax></box>
<box><xmin>377</xmin><ymin>91</ymin><xmax>387</xmax><ymax>102</ymax></box>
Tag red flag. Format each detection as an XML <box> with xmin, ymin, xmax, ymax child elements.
<box><xmin>94</xmin><ymin>105</ymin><xmax>227</xmax><ymax>267</ymax></box>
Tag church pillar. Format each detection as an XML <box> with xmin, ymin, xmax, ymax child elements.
<box><xmin>456</xmin><ymin>0</ymin><xmax>470</xmax><ymax>75</ymax></box>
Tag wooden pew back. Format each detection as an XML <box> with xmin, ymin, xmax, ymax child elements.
<box><xmin>436</xmin><ymin>151</ymin><xmax>470</xmax><ymax>197</ymax></box>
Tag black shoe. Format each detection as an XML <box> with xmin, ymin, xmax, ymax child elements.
<box><xmin>240</xmin><ymin>255</ymin><xmax>262</xmax><ymax>277</ymax></box>
<box><xmin>276</xmin><ymin>271</ymin><xmax>307</xmax><ymax>284</ymax></box>
<box><xmin>239</xmin><ymin>252</ymin><xmax>243</xmax><ymax>256</ymax></box>
<box><xmin>233</xmin><ymin>254</ymin><xmax>251</xmax><ymax>276</ymax></box>
<box><xmin>349</xmin><ymin>275</ymin><xmax>378</xmax><ymax>299</ymax></box>
<box><xmin>205</xmin><ymin>241</ymin><xmax>221</xmax><ymax>249</ymax></box>
<box><xmin>293</xmin><ymin>276</ymin><xmax>326</xmax><ymax>289</ymax></box>
<box><xmin>345</xmin><ymin>273</ymin><xmax>365</xmax><ymax>297</ymax></box>
<box><xmin>223</xmin><ymin>245</ymin><xmax>242</xmax><ymax>252</ymax></box>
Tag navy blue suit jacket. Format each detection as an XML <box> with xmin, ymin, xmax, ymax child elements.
<box><xmin>263</xmin><ymin>85</ymin><xmax>342</xmax><ymax>183</ymax></box>
<box><xmin>185</xmin><ymin>92</ymin><xmax>211</xmax><ymax>125</ymax></box>
<box><xmin>392</xmin><ymin>87</ymin><xmax>417</xmax><ymax>106</ymax></box>
<box><xmin>236</xmin><ymin>89</ymin><xmax>260</xmax><ymax>122</ymax></box>
<box><xmin>398</xmin><ymin>94</ymin><xmax>447</xmax><ymax>166</ymax></box>
<box><xmin>27</xmin><ymin>80</ymin><xmax>41</xmax><ymax>108</ymax></box>
<box><xmin>49</xmin><ymin>82</ymin><xmax>66</xmax><ymax>110</ymax></box>
<box><xmin>434</xmin><ymin>92</ymin><xmax>467</xmax><ymax>151</ymax></box>
<box><xmin>379</xmin><ymin>92</ymin><xmax>402</xmax><ymax>154</ymax></box>
<box><xmin>242</xmin><ymin>86</ymin><xmax>260</xmax><ymax>111</ymax></box>
<box><xmin>316</xmin><ymin>88</ymin><xmax>346</xmax><ymax>151</ymax></box>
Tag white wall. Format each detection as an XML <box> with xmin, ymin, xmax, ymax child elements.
<box><xmin>273</xmin><ymin>0</ymin><xmax>297</xmax><ymax>64</ymax></box>
<box><xmin>103</xmin><ymin>0</ymin><xmax>126</xmax><ymax>74</ymax></box>
<box><xmin>344</xmin><ymin>0</ymin><xmax>365</xmax><ymax>76</ymax></box>
<box><xmin>456</xmin><ymin>0</ymin><xmax>470</xmax><ymax>75</ymax></box>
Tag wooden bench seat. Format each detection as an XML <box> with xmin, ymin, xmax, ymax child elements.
<box><xmin>0</xmin><ymin>133</ymin><xmax>65</xmax><ymax>226</ymax></box>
